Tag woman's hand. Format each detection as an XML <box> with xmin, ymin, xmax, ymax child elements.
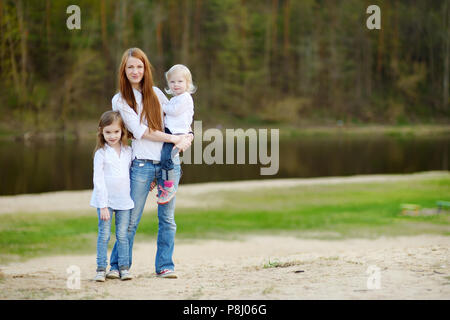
<box><xmin>173</xmin><ymin>134</ymin><xmax>192</xmax><ymax>152</ymax></box>
<box><xmin>100</xmin><ymin>207</ymin><xmax>110</xmax><ymax>221</ymax></box>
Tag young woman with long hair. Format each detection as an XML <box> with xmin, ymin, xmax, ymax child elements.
<box><xmin>107</xmin><ymin>48</ymin><xmax>193</xmax><ymax>279</ymax></box>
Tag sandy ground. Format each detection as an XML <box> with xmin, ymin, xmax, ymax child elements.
<box><xmin>0</xmin><ymin>235</ymin><xmax>449</xmax><ymax>300</ymax></box>
<box><xmin>0</xmin><ymin>171</ymin><xmax>449</xmax><ymax>300</ymax></box>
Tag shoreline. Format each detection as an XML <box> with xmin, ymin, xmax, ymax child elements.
<box><xmin>1</xmin><ymin>123</ymin><xmax>449</xmax><ymax>142</ymax></box>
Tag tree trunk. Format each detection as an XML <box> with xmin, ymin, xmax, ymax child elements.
<box><xmin>264</xmin><ymin>0</ymin><xmax>278</xmax><ymax>89</ymax></box>
<box><xmin>283</xmin><ymin>0</ymin><xmax>291</xmax><ymax>93</ymax></box>
<box><xmin>239</xmin><ymin>1</ymin><xmax>249</xmax><ymax>111</ymax></box>
<box><xmin>156</xmin><ymin>20</ymin><xmax>163</xmax><ymax>60</ymax></box>
<box><xmin>376</xmin><ymin>5</ymin><xmax>385</xmax><ymax>78</ymax></box>
<box><xmin>100</xmin><ymin>0</ymin><xmax>108</xmax><ymax>56</ymax></box>
<box><xmin>328</xmin><ymin>0</ymin><xmax>340</xmax><ymax>115</ymax></box>
<box><xmin>169</xmin><ymin>0</ymin><xmax>179</xmax><ymax>60</ymax></box>
<box><xmin>0</xmin><ymin>0</ymin><xmax>4</xmax><ymax>77</ymax></box>
<box><xmin>444</xmin><ymin>0</ymin><xmax>449</xmax><ymax>111</ymax></box>
<box><xmin>45</xmin><ymin>0</ymin><xmax>51</xmax><ymax>78</ymax></box>
<box><xmin>16</xmin><ymin>0</ymin><xmax>27</xmax><ymax>102</ymax></box>
<box><xmin>113</xmin><ymin>0</ymin><xmax>128</xmax><ymax>77</ymax></box>
<box><xmin>5</xmin><ymin>19</ymin><xmax>20</xmax><ymax>97</ymax></box>
<box><xmin>271</xmin><ymin>0</ymin><xmax>278</xmax><ymax>88</ymax></box>
<box><xmin>181</xmin><ymin>0</ymin><xmax>190</xmax><ymax>64</ymax></box>
<box><xmin>193</xmin><ymin>0</ymin><xmax>202</xmax><ymax>52</ymax></box>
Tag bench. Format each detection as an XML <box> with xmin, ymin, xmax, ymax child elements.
<box><xmin>401</xmin><ymin>204</ymin><xmax>421</xmax><ymax>216</ymax></box>
<box><xmin>437</xmin><ymin>201</ymin><xmax>450</xmax><ymax>213</ymax></box>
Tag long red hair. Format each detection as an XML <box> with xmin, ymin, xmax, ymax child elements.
<box><xmin>118</xmin><ymin>48</ymin><xmax>163</xmax><ymax>132</ymax></box>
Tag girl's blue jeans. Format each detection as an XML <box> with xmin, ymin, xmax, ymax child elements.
<box><xmin>161</xmin><ymin>127</ymin><xmax>180</xmax><ymax>181</ymax></box>
<box><xmin>96</xmin><ymin>208</ymin><xmax>130</xmax><ymax>272</ymax></box>
<box><xmin>109</xmin><ymin>155</ymin><xmax>181</xmax><ymax>274</ymax></box>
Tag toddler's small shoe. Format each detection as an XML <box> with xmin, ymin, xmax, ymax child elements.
<box><xmin>120</xmin><ymin>269</ymin><xmax>133</xmax><ymax>281</ymax></box>
<box><xmin>157</xmin><ymin>183</ymin><xmax>176</xmax><ymax>205</ymax></box>
<box><xmin>106</xmin><ymin>269</ymin><xmax>120</xmax><ymax>279</ymax></box>
<box><xmin>94</xmin><ymin>271</ymin><xmax>106</xmax><ymax>282</ymax></box>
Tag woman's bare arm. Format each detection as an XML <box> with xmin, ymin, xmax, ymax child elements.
<box><xmin>141</xmin><ymin>128</ymin><xmax>178</xmax><ymax>143</ymax></box>
<box><xmin>142</xmin><ymin>128</ymin><xmax>192</xmax><ymax>151</ymax></box>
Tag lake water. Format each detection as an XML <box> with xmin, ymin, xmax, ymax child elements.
<box><xmin>0</xmin><ymin>135</ymin><xmax>448</xmax><ymax>195</ymax></box>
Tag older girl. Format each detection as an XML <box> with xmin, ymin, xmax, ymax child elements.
<box><xmin>90</xmin><ymin>111</ymin><xmax>133</xmax><ymax>282</ymax></box>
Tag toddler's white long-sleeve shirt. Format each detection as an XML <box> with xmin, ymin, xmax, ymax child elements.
<box><xmin>162</xmin><ymin>92</ymin><xmax>194</xmax><ymax>134</ymax></box>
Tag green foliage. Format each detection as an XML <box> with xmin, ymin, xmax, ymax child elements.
<box><xmin>0</xmin><ymin>0</ymin><xmax>449</xmax><ymax>132</ymax></box>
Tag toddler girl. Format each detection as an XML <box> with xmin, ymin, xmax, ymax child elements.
<box><xmin>157</xmin><ymin>64</ymin><xmax>196</xmax><ymax>204</ymax></box>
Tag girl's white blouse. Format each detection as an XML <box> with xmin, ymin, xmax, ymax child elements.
<box><xmin>90</xmin><ymin>144</ymin><xmax>134</xmax><ymax>210</ymax></box>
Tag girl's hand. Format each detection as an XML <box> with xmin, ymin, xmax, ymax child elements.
<box><xmin>100</xmin><ymin>207</ymin><xmax>110</xmax><ymax>221</ymax></box>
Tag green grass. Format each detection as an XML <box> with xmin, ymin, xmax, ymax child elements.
<box><xmin>0</xmin><ymin>174</ymin><xmax>449</xmax><ymax>263</ymax></box>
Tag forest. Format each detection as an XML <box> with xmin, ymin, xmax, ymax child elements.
<box><xmin>0</xmin><ymin>0</ymin><xmax>449</xmax><ymax>133</ymax></box>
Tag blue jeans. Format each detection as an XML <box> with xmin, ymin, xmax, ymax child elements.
<box><xmin>96</xmin><ymin>208</ymin><xmax>130</xmax><ymax>272</ymax></box>
<box><xmin>109</xmin><ymin>155</ymin><xmax>181</xmax><ymax>273</ymax></box>
<box><xmin>161</xmin><ymin>127</ymin><xmax>180</xmax><ymax>181</ymax></box>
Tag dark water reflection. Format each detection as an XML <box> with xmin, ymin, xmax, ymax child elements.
<box><xmin>0</xmin><ymin>135</ymin><xmax>448</xmax><ymax>195</ymax></box>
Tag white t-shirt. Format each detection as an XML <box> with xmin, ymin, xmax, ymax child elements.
<box><xmin>90</xmin><ymin>144</ymin><xmax>134</xmax><ymax>210</ymax></box>
<box><xmin>162</xmin><ymin>92</ymin><xmax>194</xmax><ymax>134</ymax></box>
<box><xmin>112</xmin><ymin>87</ymin><xmax>168</xmax><ymax>161</ymax></box>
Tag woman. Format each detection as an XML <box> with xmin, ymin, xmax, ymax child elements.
<box><xmin>107</xmin><ymin>48</ymin><xmax>192</xmax><ymax>279</ymax></box>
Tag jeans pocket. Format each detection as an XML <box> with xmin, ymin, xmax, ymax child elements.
<box><xmin>131</xmin><ymin>162</ymin><xmax>150</xmax><ymax>183</ymax></box>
